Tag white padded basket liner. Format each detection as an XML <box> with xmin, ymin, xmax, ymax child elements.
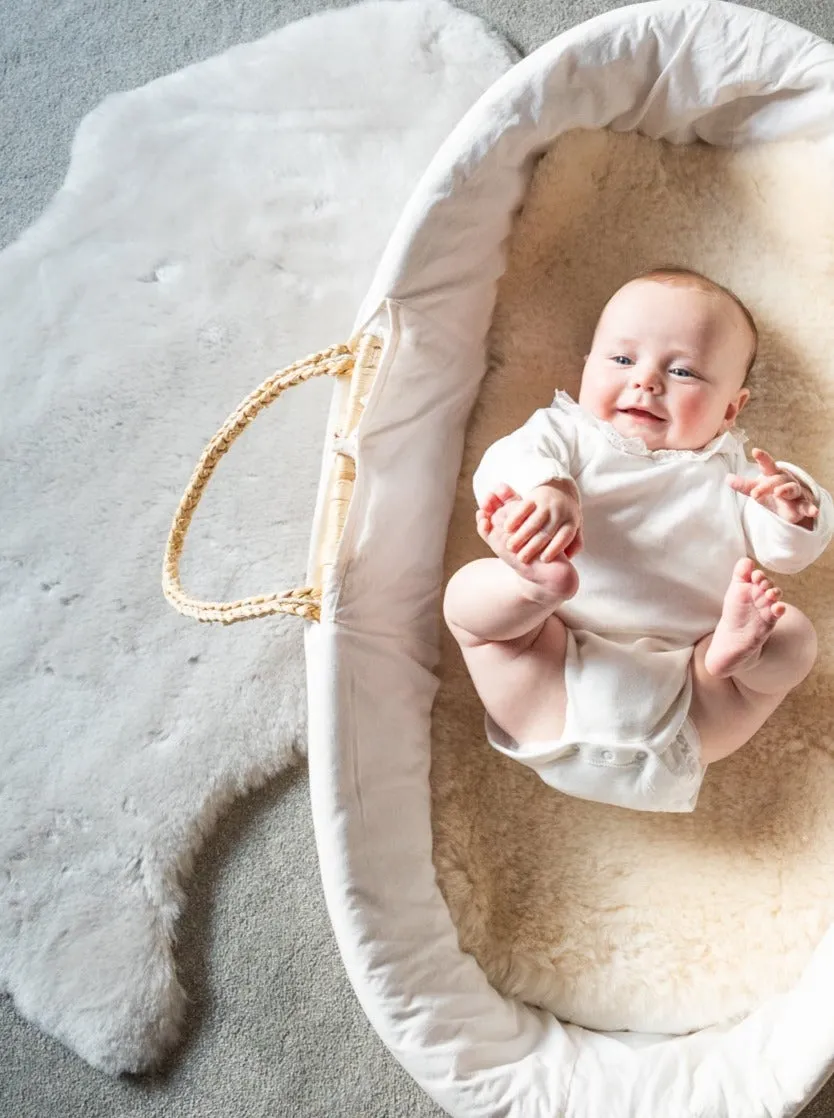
<box><xmin>305</xmin><ymin>3</ymin><xmax>834</xmax><ymax>1116</ymax></box>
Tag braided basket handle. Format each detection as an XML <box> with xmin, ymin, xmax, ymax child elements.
<box><xmin>162</xmin><ymin>342</ymin><xmax>355</xmax><ymax>624</ymax></box>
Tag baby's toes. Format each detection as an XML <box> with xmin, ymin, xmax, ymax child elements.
<box><xmin>749</xmin><ymin>574</ymin><xmax>769</xmax><ymax>599</ymax></box>
<box><xmin>765</xmin><ymin>591</ymin><xmax>786</xmax><ymax>620</ymax></box>
<box><xmin>758</xmin><ymin>583</ymin><xmax>783</xmax><ymax>620</ymax></box>
<box><xmin>749</xmin><ymin>579</ymin><xmax>773</xmax><ymax>613</ymax></box>
<box><xmin>480</xmin><ymin>491</ymin><xmax>504</xmax><ymax>517</ymax></box>
<box><xmin>490</xmin><ymin>504</ymin><xmax>511</xmax><ymax>533</ymax></box>
<box><xmin>486</xmin><ymin>505</ymin><xmax>515</xmax><ymax>548</ymax></box>
<box><xmin>764</xmin><ymin>586</ymin><xmax>783</xmax><ymax>613</ymax></box>
<box><xmin>492</xmin><ymin>483</ymin><xmax>520</xmax><ymax>508</ymax></box>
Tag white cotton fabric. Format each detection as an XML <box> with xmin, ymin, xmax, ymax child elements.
<box><xmin>305</xmin><ymin>2</ymin><xmax>834</xmax><ymax>1116</ymax></box>
<box><xmin>472</xmin><ymin>392</ymin><xmax>834</xmax><ymax>814</ymax></box>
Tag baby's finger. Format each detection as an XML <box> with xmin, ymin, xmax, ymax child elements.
<box><xmin>774</xmin><ymin>481</ymin><xmax>802</xmax><ymax>501</ymax></box>
<box><xmin>775</xmin><ymin>498</ymin><xmax>818</xmax><ymax>525</ymax></box>
<box><xmin>752</xmin><ymin>448</ymin><xmax>780</xmax><ymax>475</ymax></box>
<box><xmin>503</xmin><ymin>498</ymin><xmax>536</xmax><ymax>534</ymax></box>
<box><xmin>508</xmin><ymin>506</ymin><xmax>549</xmax><ymax>552</ymax></box>
<box><xmin>564</xmin><ymin>526</ymin><xmax>584</xmax><ymax>559</ymax></box>
<box><xmin>517</xmin><ymin>531</ymin><xmax>550</xmax><ymax>564</ymax></box>
<box><xmin>751</xmin><ymin>475</ymin><xmax>783</xmax><ymax>500</ymax></box>
<box><xmin>726</xmin><ymin>474</ymin><xmax>757</xmax><ymax>497</ymax></box>
<box><xmin>540</xmin><ymin>523</ymin><xmax>576</xmax><ymax>562</ymax></box>
<box><xmin>561</xmin><ymin>523</ymin><xmax>581</xmax><ymax>559</ymax></box>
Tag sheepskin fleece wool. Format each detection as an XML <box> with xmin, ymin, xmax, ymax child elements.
<box><xmin>432</xmin><ymin>127</ymin><xmax>834</xmax><ymax>1036</ymax></box>
<box><xmin>0</xmin><ymin>0</ymin><xmax>514</xmax><ymax>1074</ymax></box>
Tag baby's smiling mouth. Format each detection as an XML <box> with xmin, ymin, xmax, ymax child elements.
<box><xmin>618</xmin><ymin>406</ymin><xmax>666</xmax><ymax>423</ymax></box>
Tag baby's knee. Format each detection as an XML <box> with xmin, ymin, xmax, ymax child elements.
<box><xmin>442</xmin><ymin>561</ymin><xmax>488</xmax><ymax>644</ymax></box>
<box><xmin>779</xmin><ymin>604</ymin><xmax>818</xmax><ymax>681</ymax></box>
<box><xmin>443</xmin><ymin>562</ymin><xmax>475</xmax><ymax>622</ymax></box>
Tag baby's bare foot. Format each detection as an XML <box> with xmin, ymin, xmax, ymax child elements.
<box><xmin>477</xmin><ymin>495</ymin><xmax>578</xmax><ymax>602</ymax></box>
<box><xmin>705</xmin><ymin>557</ymin><xmax>786</xmax><ymax>678</ymax></box>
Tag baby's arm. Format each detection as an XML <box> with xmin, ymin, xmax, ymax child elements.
<box><xmin>729</xmin><ymin>448</ymin><xmax>834</xmax><ymax>574</ymax></box>
<box><xmin>473</xmin><ymin>406</ymin><xmax>579</xmax><ymax>509</ymax></box>
<box><xmin>473</xmin><ymin>406</ymin><xmax>582</xmax><ymax>562</ymax></box>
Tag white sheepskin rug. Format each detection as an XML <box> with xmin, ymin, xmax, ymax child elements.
<box><xmin>0</xmin><ymin>0</ymin><xmax>513</xmax><ymax>1074</ymax></box>
<box><xmin>432</xmin><ymin>128</ymin><xmax>834</xmax><ymax>1038</ymax></box>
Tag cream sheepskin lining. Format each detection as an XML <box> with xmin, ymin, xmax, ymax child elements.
<box><xmin>432</xmin><ymin>128</ymin><xmax>834</xmax><ymax>1035</ymax></box>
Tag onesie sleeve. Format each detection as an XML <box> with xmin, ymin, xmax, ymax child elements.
<box><xmin>740</xmin><ymin>458</ymin><xmax>834</xmax><ymax>574</ymax></box>
<box><xmin>472</xmin><ymin>404</ymin><xmax>580</xmax><ymax>508</ymax></box>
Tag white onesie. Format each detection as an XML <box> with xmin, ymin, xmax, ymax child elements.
<box><xmin>472</xmin><ymin>391</ymin><xmax>834</xmax><ymax>813</ymax></box>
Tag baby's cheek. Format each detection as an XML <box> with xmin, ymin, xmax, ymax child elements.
<box><xmin>580</xmin><ymin>380</ymin><xmax>617</xmax><ymax>422</ymax></box>
<box><xmin>675</xmin><ymin>389</ymin><xmax>715</xmax><ymax>433</ymax></box>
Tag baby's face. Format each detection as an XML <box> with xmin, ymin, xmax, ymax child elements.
<box><xmin>578</xmin><ymin>279</ymin><xmax>752</xmax><ymax>451</ymax></box>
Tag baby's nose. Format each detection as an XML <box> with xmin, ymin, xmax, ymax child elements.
<box><xmin>630</xmin><ymin>364</ymin><xmax>663</xmax><ymax>392</ymax></box>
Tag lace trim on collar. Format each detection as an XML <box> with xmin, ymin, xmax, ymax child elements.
<box><xmin>551</xmin><ymin>391</ymin><xmax>748</xmax><ymax>462</ymax></box>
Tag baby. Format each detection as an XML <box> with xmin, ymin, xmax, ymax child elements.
<box><xmin>443</xmin><ymin>267</ymin><xmax>834</xmax><ymax>813</ymax></box>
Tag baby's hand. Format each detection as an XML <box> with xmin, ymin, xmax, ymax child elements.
<box><xmin>727</xmin><ymin>448</ymin><xmax>819</xmax><ymax>528</ymax></box>
<box><xmin>480</xmin><ymin>480</ymin><xmax>582</xmax><ymax>563</ymax></box>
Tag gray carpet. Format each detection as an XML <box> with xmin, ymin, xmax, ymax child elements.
<box><xmin>3</xmin><ymin>1</ymin><xmax>834</xmax><ymax>1116</ymax></box>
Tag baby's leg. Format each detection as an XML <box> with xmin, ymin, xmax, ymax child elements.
<box><xmin>443</xmin><ymin>494</ymin><xmax>577</xmax><ymax>745</ymax></box>
<box><xmin>690</xmin><ymin>558</ymin><xmax>817</xmax><ymax>765</ymax></box>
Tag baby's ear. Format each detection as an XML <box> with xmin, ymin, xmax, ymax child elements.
<box><xmin>725</xmin><ymin>387</ymin><xmax>750</xmax><ymax>425</ymax></box>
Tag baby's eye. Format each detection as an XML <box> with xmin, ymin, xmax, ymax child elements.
<box><xmin>669</xmin><ymin>366</ymin><xmax>697</xmax><ymax>379</ymax></box>
<box><xmin>612</xmin><ymin>355</ymin><xmax>633</xmax><ymax>366</ymax></box>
